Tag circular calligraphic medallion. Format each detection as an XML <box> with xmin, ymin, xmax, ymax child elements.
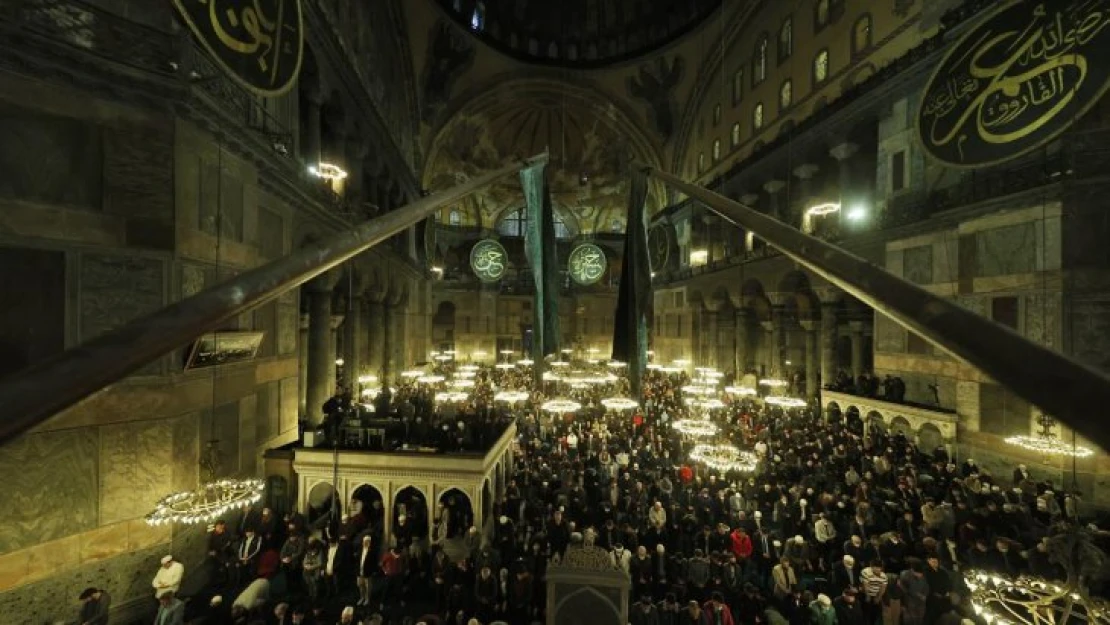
<box><xmin>470</xmin><ymin>239</ymin><xmax>508</xmax><ymax>282</ymax></box>
<box><xmin>648</xmin><ymin>224</ymin><xmax>673</xmax><ymax>272</ymax></box>
<box><xmin>917</xmin><ymin>0</ymin><xmax>1110</xmax><ymax>168</ymax></box>
<box><xmin>568</xmin><ymin>243</ymin><xmax>607</xmax><ymax>285</ymax></box>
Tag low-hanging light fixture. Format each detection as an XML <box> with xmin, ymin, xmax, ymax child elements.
<box><xmin>765</xmin><ymin>396</ymin><xmax>808</xmax><ymax>409</ymax></box>
<box><xmin>541</xmin><ymin>398</ymin><xmax>582</xmax><ymax>413</ymax></box>
<box><xmin>806</xmin><ymin>202</ymin><xmax>841</xmax><ymax>216</ymax></box>
<box><xmin>308</xmin><ymin>162</ymin><xmax>348</xmax><ymax>181</ymax></box>
<box><xmin>494</xmin><ymin>390</ymin><xmax>529</xmax><ymax>403</ymax></box>
<box><xmin>689</xmin><ymin>443</ymin><xmax>759</xmax><ymax>473</ymax></box>
<box><xmin>1005</xmin><ymin>414</ymin><xmax>1094</xmax><ymax>458</ymax></box>
<box><xmin>146</xmin><ymin>439</ymin><xmax>263</xmax><ymax>526</ymax></box>
<box><xmin>672</xmin><ymin>419</ymin><xmax>720</xmax><ymax>438</ymax></box>
<box><xmin>601</xmin><ymin>397</ymin><xmax>639</xmax><ymax>411</ymax></box>
<box><xmin>725</xmin><ymin>386</ymin><xmax>758</xmax><ymax>396</ymax></box>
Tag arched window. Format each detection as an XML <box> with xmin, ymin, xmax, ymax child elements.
<box><xmin>813</xmin><ymin>49</ymin><xmax>830</xmax><ymax>85</ymax></box>
<box><xmin>731</xmin><ymin>122</ymin><xmax>741</xmax><ymax>147</ymax></box>
<box><xmin>470</xmin><ymin>1</ymin><xmax>485</xmax><ymax>30</ymax></box>
<box><xmin>732</xmin><ymin>69</ymin><xmax>743</xmax><ymax>105</ymax></box>
<box><xmin>448</xmin><ymin>209</ymin><xmax>461</xmax><ymax>225</ymax></box>
<box><xmin>753</xmin><ymin>103</ymin><xmax>765</xmax><ymax>131</ymax></box>
<box><xmin>779</xmin><ymin>80</ymin><xmax>793</xmax><ymax>111</ymax></box>
<box><xmin>752</xmin><ymin>35</ymin><xmax>768</xmax><ymax>87</ymax></box>
<box><xmin>778</xmin><ymin>18</ymin><xmax>793</xmax><ymax>64</ymax></box>
<box><xmin>713</xmin><ymin>103</ymin><xmax>721</xmax><ymax>126</ymax></box>
<box><xmin>815</xmin><ymin>0</ymin><xmax>830</xmax><ymax>31</ymax></box>
<box><xmin>853</xmin><ymin>14</ymin><xmax>873</xmax><ymax>55</ymax></box>
<box><xmin>712</xmin><ymin>139</ymin><xmax>721</xmax><ymax>162</ymax></box>
<box><xmin>497</xmin><ymin>207</ymin><xmax>572</xmax><ymax>239</ymax></box>
<box><xmin>697</xmin><ymin>152</ymin><xmax>706</xmax><ymax>173</ymax></box>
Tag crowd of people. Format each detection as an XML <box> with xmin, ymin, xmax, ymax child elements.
<box><xmin>140</xmin><ymin>358</ymin><xmax>1100</xmax><ymax>625</ymax></box>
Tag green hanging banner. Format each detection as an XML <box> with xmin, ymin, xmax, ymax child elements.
<box><xmin>173</xmin><ymin>0</ymin><xmax>304</xmax><ymax>96</ymax></box>
<box><xmin>612</xmin><ymin>169</ymin><xmax>653</xmax><ymax>400</ymax></box>
<box><xmin>520</xmin><ymin>163</ymin><xmax>561</xmax><ymax>370</ymax></box>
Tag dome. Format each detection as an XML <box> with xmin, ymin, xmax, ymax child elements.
<box><xmin>436</xmin><ymin>0</ymin><xmax>722</xmax><ymax>68</ymax></box>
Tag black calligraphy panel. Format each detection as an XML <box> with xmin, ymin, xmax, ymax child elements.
<box><xmin>918</xmin><ymin>0</ymin><xmax>1110</xmax><ymax>168</ymax></box>
<box><xmin>173</xmin><ymin>0</ymin><xmax>303</xmax><ymax>96</ymax></box>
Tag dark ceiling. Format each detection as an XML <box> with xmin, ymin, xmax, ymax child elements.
<box><xmin>436</xmin><ymin>0</ymin><xmax>722</xmax><ymax>68</ymax></box>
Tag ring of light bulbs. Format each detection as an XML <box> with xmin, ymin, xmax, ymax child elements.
<box><xmin>601</xmin><ymin>397</ymin><xmax>639</xmax><ymax>411</ymax></box>
<box><xmin>689</xmin><ymin>444</ymin><xmax>759</xmax><ymax>473</ymax></box>
<box><xmin>541</xmin><ymin>399</ymin><xmax>582</xmax><ymax>413</ymax></box>
<box><xmin>725</xmin><ymin>386</ymin><xmax>758</xmax><ymax>396</ymax></box>
<box><xmin>1004</xmin><ymin>435</ymin><xmax>1095</xmax><ymax>458</ymax></box>
<box><xmin>764</xmin><ymin>396</ymin><xmax>808</xmax><ymax>408</ymax></box>
<box><xmin>494</xmin><ymin>390</ymin><xmax>529</xmax><ymax>403</ymax></box>
<box><xmin>962</xmin><ymin>569</ymin><xmax>1109</xmax><ymax>625</ymax></box>
<box><xmin>672</xmin><ymin>419</ymin><xmax>720</xmax><ymax>437</ymax></box>
<box><xmin>759</xmin><ymin>378</ymin><xmax>788</xmax><ymax>387</ymax></box>
<box><xmin>417</xmin><ymin>375</ymin><xmax>445</xmax><ymax>384</ymax></box>
<box><xmin>434</xmin><ymin>391</ymin><xmax>470</xmax><ymax>403</ymax></box>
<box><xmin>146</xmin><ymin>478</ymin><xmax>265</xmax><ymax>526</ymax></box>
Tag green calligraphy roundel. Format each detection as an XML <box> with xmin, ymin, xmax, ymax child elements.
<box><xmin>568</xmin><ymin>243</ymin><xmax>607</xmax><ymax>286</ymax></box>
<box><xmin>917</xmin><ymin>0</ymin><xmax>1110</xmax><ymax>168</ymax></box>
<box><xmin>470</xmin><ymin>239</ymin><xmax>508</xmax><ymax>282</ymax></box>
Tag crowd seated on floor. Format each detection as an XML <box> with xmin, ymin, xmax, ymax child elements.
<box><xmin>158</xmin><ymin>358</ymin><xmax>1103</xmax><ymax>625</ymax></box>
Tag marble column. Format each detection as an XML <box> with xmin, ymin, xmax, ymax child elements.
<box><xmin>763</xmin><ymin>180</ymin><xmax>786</xmax><ymax>221</ymax></box>
<box><xmin>343</xmin><ymin>293</ymin><xmax>363</xmax><ymax>393</ymax></box>
<box><xmin>770</xmin><ymin>305</ymin><xmax>786</xmax><ymax>376</ymax></box>
<box><xmin>327</xmin><ymin>313</ymin><xmax>342</xmax><ymax>398</ymax></box>
<box><xmin>366</xmin><ymin>299</ymin><xmax>385</xmax><ymax>378</ymax></box>
<box><xmin>830</xmin><ymin>142</ymin><xmax>860</xmax><ymax>227</ymax></box>
<box><xmin>302</xmin><ymin>84</ymin><xmax>323</xmax><ymax>166</ymax></box>
<box><xmin>820</xmin><ymin>302</ymin><xmax>838</xmax><ymax>389</ymax></box>
<box><xmin>801</xmin><ymin>320</ymin><xmax>818</xmax><ymax>397</ymax></box>
<box><xmin>304</xmin><ymin>276</ymin><xmax>336</xmax><ymax>426</ymax></box>
<box><xmin>702</xmin><ymin>307</ymin><xmax>717</xmax><ymax>367</ymax></box>
<box><xmin>382</xmin><ymin>303</ymin><xmax>395</xmax><ymax>384</ymax></box>
<box><xmin>760</xmin><ymin>320</ymin><xmax>775</xmax><ymax>376</ymax></box>
<box><xmin>735</xmin><ymin>308</ymin><xmax>751</xmax><ymax>375</ymax></box>
<box><xmin>794</xmin><ymin>163</ymin><xmax>820</xmax><ymax>231</ymax></box>
<box><xmin>849</xmin><ymin>320</ymin><xmax>865</xmax><ymax>379</ymax></box>
<box><xmin>298</xmin><ymin>314</ymin><xmax>309</xmax><ymax>416</ymax></box>
<box><xmin>345</xmin><ymin>138</ymin><xmax>369</xmax><ymax>209</ymax></box>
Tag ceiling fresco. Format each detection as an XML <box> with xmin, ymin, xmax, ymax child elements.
<box><xmin>423</xmin><ymin>79</ymin><xmax>666</xmax><ymax>234</ymax></box>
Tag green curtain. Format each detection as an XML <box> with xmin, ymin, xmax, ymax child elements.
<box><xmin>520</xmin><ymin>163</ymin><xmax>561</xmax><ymax>370</ymax></box>
<box><xmin>611</xmin><ymin>170</ymin><xmax>652</xmax><ymax>399</ymax></box>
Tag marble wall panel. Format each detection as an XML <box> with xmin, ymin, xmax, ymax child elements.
<box><xmin>975</xmin><ymin>223</ymin><xmax>1036</xmax><ymax>278</ymax></box>
<box><xmin>1071</xmin><ymin>299</ymin><xmax>1110</xmax><ymax>372</ymax></box>
<box><xmin>258</xmin><ymin>206</ymin><xmax>285</xmax><ymax>260</ymax></box>
<box><xmin>99</xmin><ymin>420</ymin><xmax>173</xmax><ymax>526</ymax></box>
<box><xmin>279</xmin><ymin>377</ymin><xmax>299</xmax><ymax>435</ymax></box>
<box><xmin>902</xmin><ymin>245</ymin><xmax>933</xmax><ymax>284</ymax></box>
<box><xmin>257</xmin><ymin>381</ymin><xmax>280</xmax><ymax>445</ymax></box>
<box><xmin>278</xmin><ymin>304</ymin><xmax>299</xmax><ymax>356</ymax></box>
<box><xmin>239</xmin><ymin>394</ymin><xmax>258</xmax><ymax>476</ymax></box>
<box><xmin>874</xmin><ymin>313</ymin><xmax>906</xmax><ymax>353</ymax></box>
<box><xmin>80</xmin><ymin>253</ymin><xmax>164</xmax><ymax>374</ymax></box>
<box><xmin>1024</xmin><ymin>293</ymin><xmax>1062</xmax><ymax>351</ymax></box>
<box><xmin>171</xmin><ymin>413</ymin><xmax>199</xmax><ymax>494</ymax></box>
<box><xmin>0</xmin><ymin>103</ymin><xmax>103</xmax><ymax>209</ymax></box>
<box><xmin>181</xmin><ymin>263</ymin><xmax>208</xmax><ymax>298</ymax></box>
<box><xmin>955</xmin><ymin>295</ymin><xmax>986</xmax><ymax>317</ymax></box>
<box><xmin>0</xmin><ymin>429</ymin><xmax>99</xmax><ymax>553</ymax></box>
<box><xmin>103</xmin><ymin>123</ymin><xmax>173</xmax><ymax>222</ymax></box>
<box><xmin>0</xmin><ymin>544</ymin><xmax>166</xmax><ymax>625</ymax></box>
<box><xmin>213</xmin><ymin>402</ymin><xmax>241</xmax><ymax>477</ymax></box>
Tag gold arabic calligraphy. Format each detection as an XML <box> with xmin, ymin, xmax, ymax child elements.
<box><xmin>206</xmin><ymin>0</ymin><xmax>291</xmax><ymax>85</ymax></box>
<box><xmin>571</xmin><ymin>247</ymin><xmax>605</xmax><ymax>283</ymax></box>
<box><xmin>473</xmin><ymin>245</ymin><xmax>505</xmax><ymax>279</ymax></box>
<box><xmin>921</xmin><ymin>1</ymin><xmax>1110</xmax><ymax>160</ymax></box>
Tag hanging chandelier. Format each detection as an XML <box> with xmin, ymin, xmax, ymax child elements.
<box><xmin>494</xmin><ymin>390</ymin><xmax>529</xmax><ymax>403</ymax></box>
<box><xmin>690</xmin><ymin>444</ymin><xmax>759</xmax><ymax>473</ymax></box>
<box><xmin>417</xmin><ymin>375</ymin><xmax>446</xmax><ymax>384</ymax></box>
<box><xmin>450</xmin><ymin>379</ymin><xmax>475</xmax><ymax>389</ymax></box>
<box><xmin>1005</xmin><ymin>415</ymin><xmax>1095</xmax><ymax>458</ymax></box>
<box><xmin>601</xmin><ymin>397</ymin><xmax>639</xmax><ymax>411</ymax></box>
<box><xmin>401</xmin><ymin>370</ymin><xmax>425</xmax><ymax>378</ymax></box>
<box><xmin>495</xmin><ymin>363</ymin><xmax>515</xmax><ymax>369</ymax></box>
<box><xmin>541</xmin><ymin>399</ymin><xmax>582</xmax><ymax>413</ymax></box>
<box><xmin>759</xmin><ymin>378</ymin><xmax>788</xmax><ymax>388</ymax></box>
<box><xmin>607</xmin><ymin>361</ymin><xmax>627</xmax><ymax>368</ymax></box>
<box><xmin>146</xmin><ymin>440</ymin><xmax>264</xmax><ymax>526</ymax></box>
<box><xmin>434</xmin><ymin>391</ymin><xmax>470</xmax><ymax>403</ymax></box>
<box><xmin>689</xmin><ymin>398</ymin><xmax>726</xmax><ymax>410</ymax></box>
<box><xmin>308</xmin><ymin>162</ymin><xmax>348</xmax><ymax>181</ymax></box>
<box><xmin>963</xmin><ymin>569</ymin><xmax>1110</xmax><ymax>625</ymax></box>
<box><xmin>725</xmin><ymin>386</ymin><xmax>758</xmax><ymax>396</ymax></box>
<box><xmin>518</xmin><ymin>359</ymin><xmax>535</xmax><ymax>366</ymax></box>
<box><xmin>672</xmin><ymin>419</ymin><xmax>719</xmax><ymax>437</ymax></box>
<box><xmin>765</xmin><ymin>396</ymin><xmax>808</xmax><ymax>409</ymax></box>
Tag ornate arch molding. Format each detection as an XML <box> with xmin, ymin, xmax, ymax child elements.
<box><xmin>672</xmin><ymin>0</ymin><xmax>765</xmax><ymax>175</ymax></box>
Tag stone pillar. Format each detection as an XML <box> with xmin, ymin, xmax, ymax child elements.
<box><xmin>770</xmin><ymin>305</ymin><xmax>786</xmax><ymax>376</ymax></box>
<box><xmin>345</xmin><ymin>139</ymin><xmax>369</xmax><ymax>208</ymax></box>
<box><xmin>820</xmin><ymin>302</ymin><xmax>838</xmax><ymax>388</ymax></box>
<box><xmin>763</xmin><ymin>180</ymin><xmax>786</xmax><ymax>221</ymax></box>
<box><xmin>702</xmin><ymin>307</ymin><xmax>717</xmax><ymax>367</ymax></box>
<box><xmin>366</xmin><ymin>299</ymin><xmax>385</xmax><ymax>378</ymax></box>
<box><xmin>298</xmin><ymin>314</ymin><xmax>309</xmax><ymax>416</ymax></box>
<box><xmin>303</xmin><ymin>84</ymin><xmax>323</xmax><ymax>166</ymax></box>
<box><xmin>830</xmin><ymin>142</ymin><xmax>860</xmax><ymax>226</ymax></box>
<box><xmin>382</xmin><ymin>303</ymin><xmax>395</xmax><ymax>384</ymax></box>
<box><xmin>760</xmin><ymin>320</ymin><xmax>774</xmax><ymax>376</ymax></box>
<box><xmin>304</xmin><ymin>274</ymin><xmax>337</xmax><ymax>426</ymax></box>
<box><xmin>801</xmin><ymin>320</ymin><xmax>818</xmax><ymax>397</ymax></box>
<box><xmin>794</xmin><ymin>163</ymin><xmax>820</xmax><ymax>231</ymax></box>
<box><xmin>735</xmin><ymin>308</ymin><xmax>751</xmax><ymax>374</ymax></box>
<box><xmin>343</xmin><ymin>293</ymin><xmax>363</xmax><ymax>393</ymax></box>
<box><xmin>327</xmin><ymin>312</ymin><xmax>343</xmax><ymax>398</ymax></box>
<box><xmin>849</xmin><ymin>320</ymin><xmax>865</xmax><ymax>379</ymax></box>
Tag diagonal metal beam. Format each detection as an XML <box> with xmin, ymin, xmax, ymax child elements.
<box><xmin>0</xmin><ymin>153</ymin><xmax>548</xmax><ymax>446</ymax></box>
<box><xmin>644</xmin><ymin>165</ymin><xmax>1110</xmax><ymax>453</ymax></box>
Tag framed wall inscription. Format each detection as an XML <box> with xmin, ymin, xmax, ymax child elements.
<box><xmin>917</xmin><ymin>0</ymin><xmax>1110</xmax><ymax>168</ymax></box>
<box><xmin>185</xmin><ymin>331</ymin><xmax>265</xmax><ymax>370</ymax></box>
<box><xmin>470</xmin><ymin>239</ymin><xmax>508</xmax><ymax>282</ymax></box>
<box><xmin>173</xmin><ymin>0</ymin><xmax>304</xmax><ymax>96</ymax></box>
<box><xmin>568</xmin><ymin>243</ymin><xmax>607</xmax><ymax>286</ymax></box>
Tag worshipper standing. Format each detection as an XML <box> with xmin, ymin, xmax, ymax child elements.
<box><xmin>234</xmin><ymin>528</ymin><xmax>262</xmax><ymax>587</ymax></box>
<box><xmin>152</xmin><ymin>555</ymin><xmax>184</xmax><ymax>599</ymax></box>
<box><xmin>153</xmin><ymin>591</ymin><xmax>185</xmax><ymax>625</ymax></box>
<box><xmin>232</xmin><ymin>577</ymin><xmax>270</xmax><ymax>613</ymax></box>
<box><xmin>703</xmin><ymin>591</ymin><xmax>736</xmax><ymax>625</ymax></box>
<box><xmin>859</xmin><ymin>559</ymin><xmax>888</xmax><ymax>624</ymax></box>
<box><xmin>302</xmin><ymin>539</ymin><xmax>324</xmax><ymax>601</ymax></box>
<box><xmin>77</xmin><ymin>586</ymin><xmax>110</xmax><ymax>625</ymax></box>
<box><xmin>356</xmin><ymin>535</ymin><xmax>375</xmax><ymax>606</ymax></box>
<box><xmin>897</xmin><ymin>563</ymin><xmax>929</xmax><ymax>625</ymax></box>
